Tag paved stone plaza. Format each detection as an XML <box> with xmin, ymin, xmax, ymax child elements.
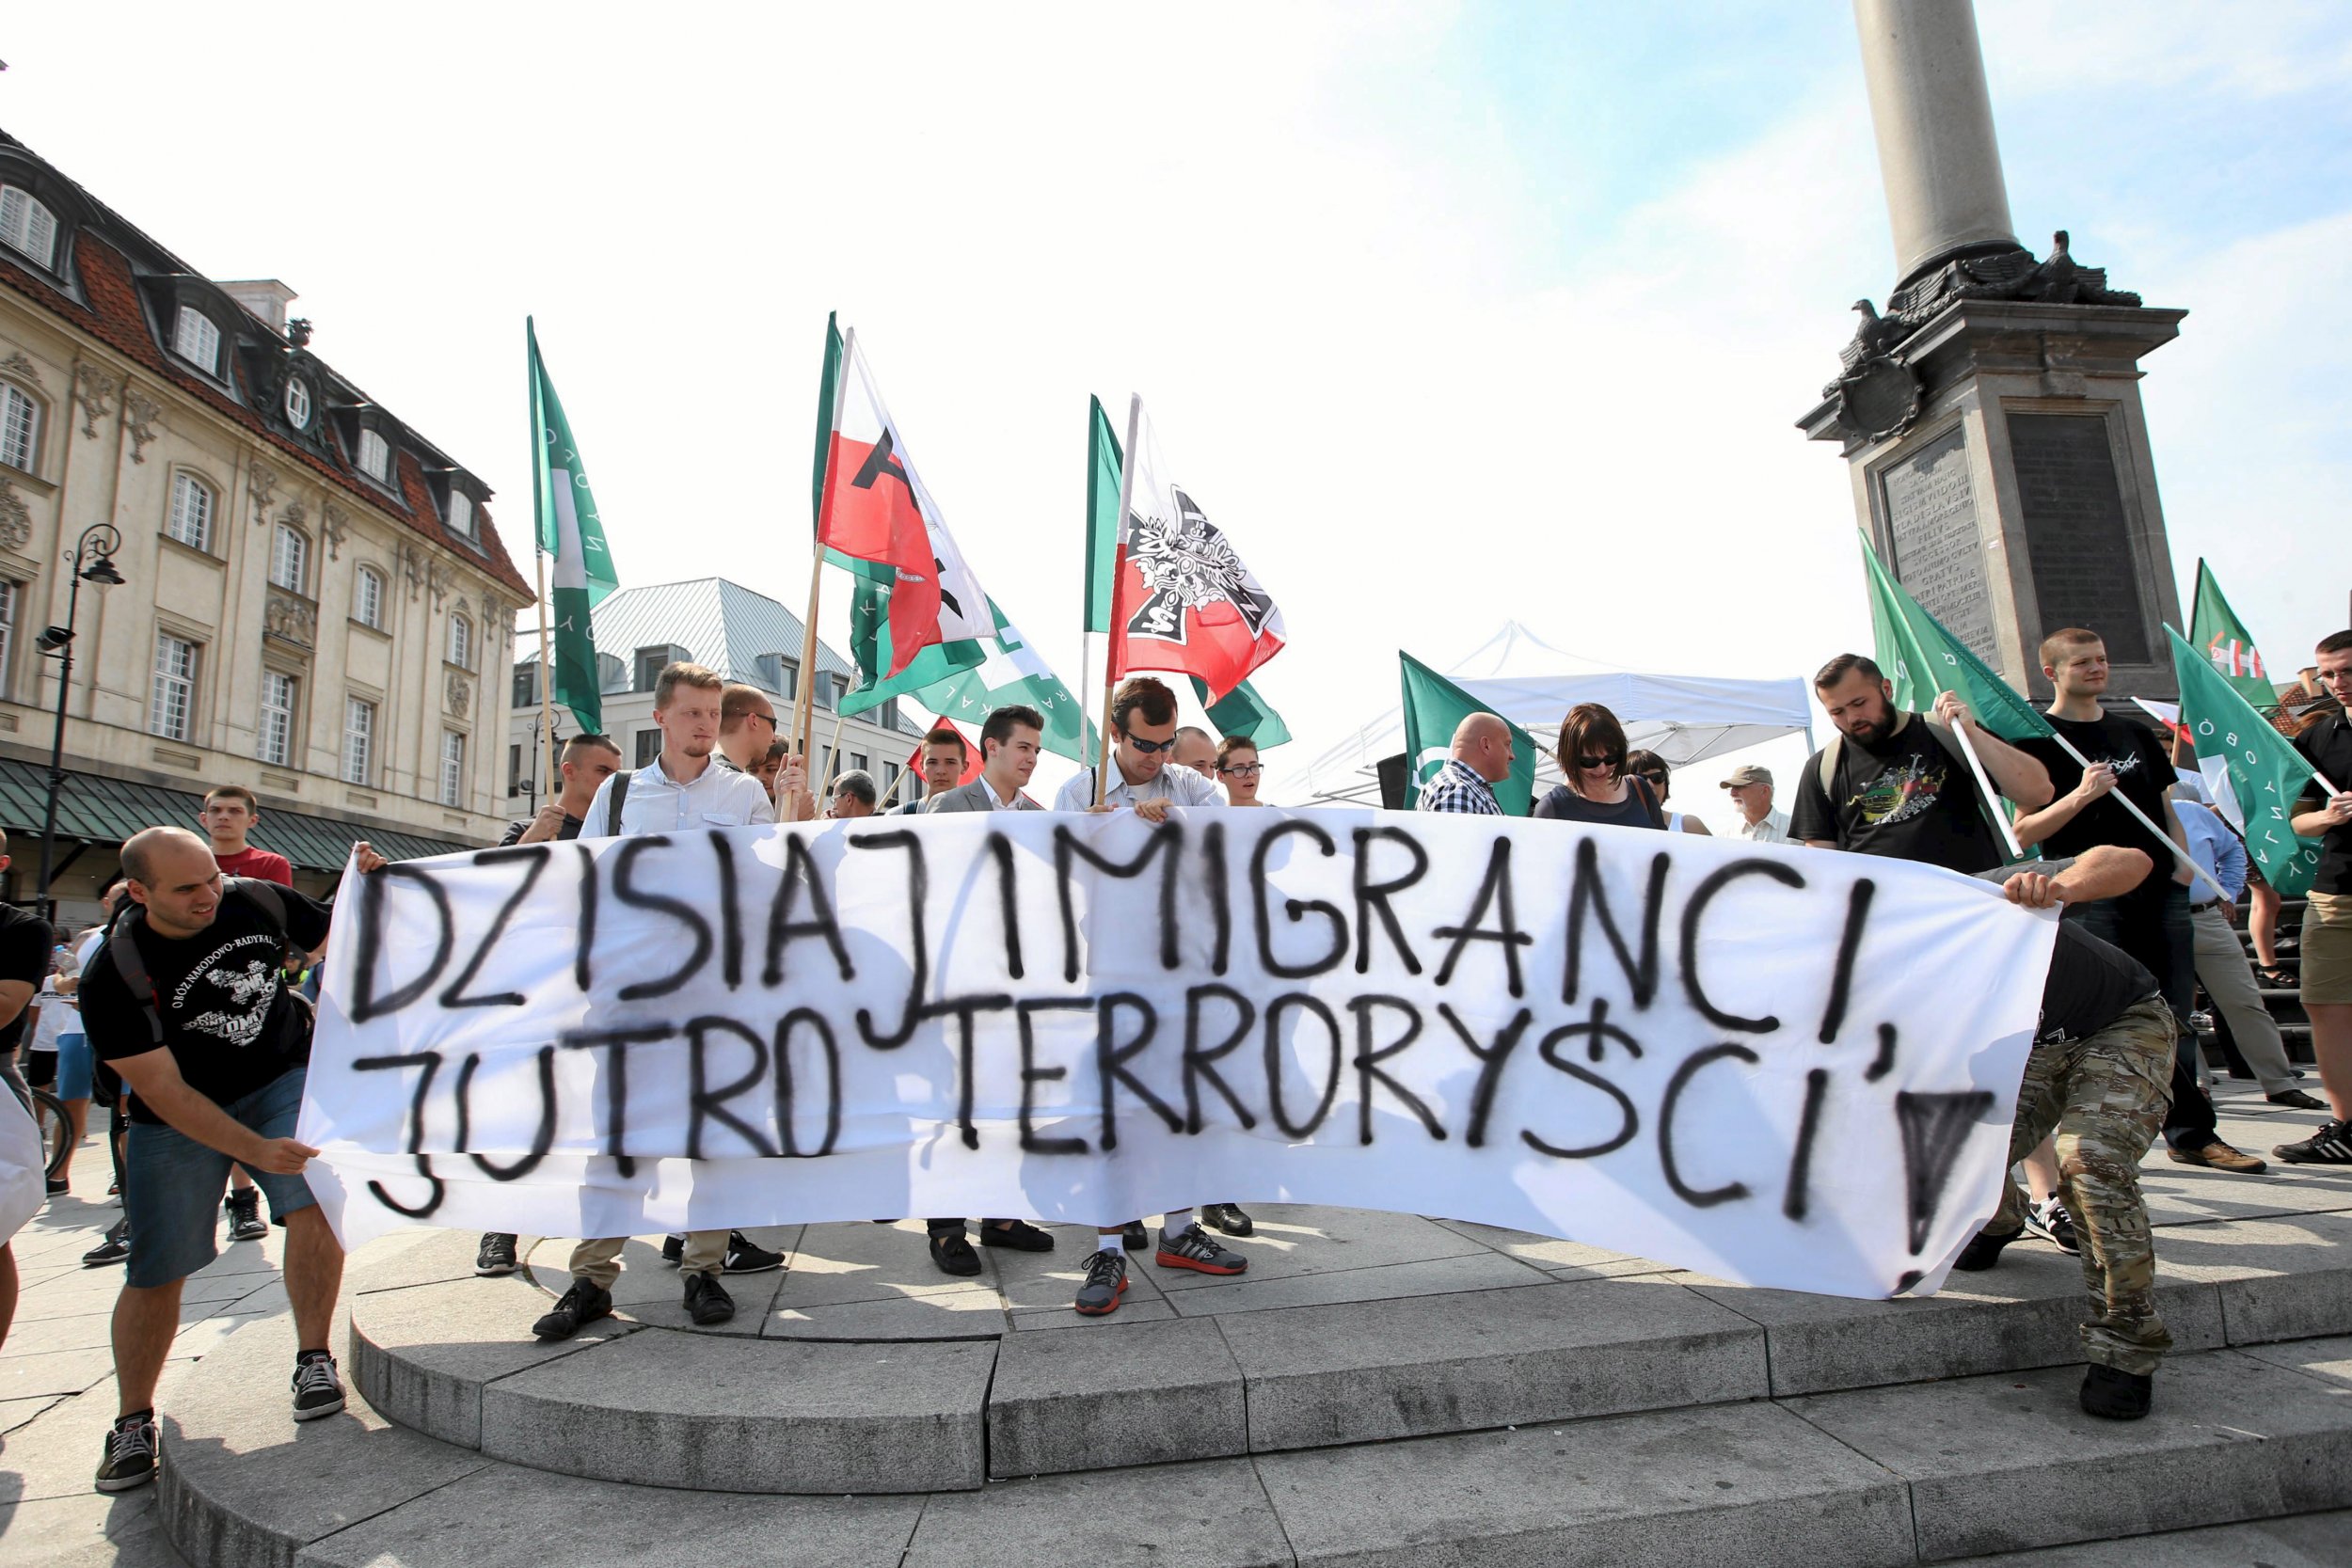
<box><xmin>6</xmin><ymin>1085</ymin><xmax>2352</xmax><ymax>1566</ymax></box>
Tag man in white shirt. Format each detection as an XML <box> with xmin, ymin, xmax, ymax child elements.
<box><xmin>1721</xmin><ymin>765</ymin><xmax>1791</xmax><ymax>845</ymax></box>
<box><xmin>1050</xmin><ymin>679</ymin><xmax>1223</xmax><ymax>817</ymax></box>
<box><xmin>535</xmin><ymin>663</ymin><xmax>780</xmax><ymax>1342</ymax></box>
<box><xmin>1049</xmin><ymin>678</ymin><xmax>1248</xmax><ymax>1313</ymax></box>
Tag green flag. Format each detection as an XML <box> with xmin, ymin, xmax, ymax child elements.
<box><xmin>2188</xmin><ymin>560</ymin><xmax>2280</xmax><ymax>714</ymax></box>
<box><xmin>1859</xmin><ymin>533</ymin><xmax>2050</xmax><ymax>743</ymax></box>
<box><xmin>841</xmin><ymin>577</ymin><xmax>986</xmax><ymax>716</ymax></box>
<box><xmin>529</xmin><ymin>319</ymin><xmax>617</xmax><ymax>734</ymax></box>
<box><xmin>2169</xmin><ymin>626</ymin><xmax>2323</xmax><ymax>897</ymax></box>
<box><xmin>1191</xmin><ymin>677</ymin><xmax>1292</xmax><ymax>750</ymax></box>
<box><xmin>1084</xmin><ymin>395</ymin><xmax>1124</xmax><ymax>635</ymax></box>
<box><xmin>1400</xmin><ymin>653</ymin><xmax>1534</xmax><ymax>814</ymax></box>
<box><xmin>916</xmin><ymin>601</ymin><xmax>1097</xmax><ymax>764</ymax></box>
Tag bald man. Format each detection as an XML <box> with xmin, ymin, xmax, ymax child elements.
<box><xmin>82</xmin><ymin>826</ymin><xmax>387</xmax><ymax>1492</ymax></box>
<box><xmin>1416</xmin><ymin>713</ymin><xmax>1514</xmax><ymax>815</ymax></box>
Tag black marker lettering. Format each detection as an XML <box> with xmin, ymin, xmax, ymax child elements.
<box><xmin>1352</xmin><ymin>827</ymin><xmax>1428</xmax><ymax>975</ymax></box>
<box><xmin>1263</xmin><ymin>993</ymin><xmax>1343</xmax><ymax>1138</ymax></box>
<box><xmin>850</xmin><ymin>830</ymin><xmax>928</xmax><ymax>1048</ymax></box>
<box><xmin>1201</xmin><ymin>822</ymin><xmax>1232</xmax><ymax>976</ymax></box>
<box><xmin>1522</xmin><ymin>1000</ymin><xmax>1643</xmax><ymax>1160</ymax></box>
<box><xmin>437</xmin><ymin>846</ymin><xmax>550</xmax><ymax>1009</ymax></box>
<box><xmin>610</xmin><ymin>837</ymin><xmax>713</xmax><ymax>1001</ymax></box>
<box><xmin>350</xmin><ymin>867</ymin><xmax>454</xmax><ymax>1023</ymax></box>
<box><xmin>1096</xmin><ymin>992</ymin><xmax>1180</xmax><ymax>1150</ymax></box>
<box><xmin>1350</xmin><ymin>994</ymin><xmax>1441</xmax><ymax>1145</ymax></box>
<box><xmin>1016</xmin><ymin>997</ymin><xmax>1092</xmax><ymax>1154</ymax></box>
<box><xmin>560</xmin><ymin>1024</ymin><xmax>675</xmax><ymax>1178</ymax></box>
<box><xmin>1865</xmin><ymin>1022</ymin><xmax>1898</xmax><ymax>1083</ymax></box>
<box><xmin>763</xmin><ymin>832</ymin><xmax>854</xmax><ymax>986</ymax></box>
<box><xmin>1816</xmin><ymin>879</ymin><xmax>1876</xmax><ymax>1043</ymax></box>
<box><xmin>1250</xmin><ymin>819</ymin><xmax>1347</xmax><ymax>979</ymax></box>
<box><xmin>1659</xmin><ymin>1042</ymin><xmax>1760</xmax><ymax>1207</ymax></box>
<box><xmin>1783</xmin><ymin>1067</ymin><xmax>1831</xmax><ymax>1222</ymax></box>
<box><xmin>685</xmin><ymin>1016</ymin><xmax>777</xmax><ymax>1159</ymax></box>
<box><xmin>985</xmin><ymin>832</ymin><xmax>1025</xmax><ymax>981</ymax></box>
<box><xmin>1438</xmin><ymin>1003</ymin><xmax>1533</xmax><ymax>1148</ymax></box>
<box><xmin>920</xmin><ymin>994</ymin><xmax>1014</xmax><ymax>1150</ymax></box>
<box><xmin>1433</xmin><ymin>839</ymin><xmax>1532</xmax><ymax>997</ymax></box>
<box><xmin>711</xmin><ymin>834</ymin><xmax>745</xmax><ymax>989</ymax></box>
<box><xmin>1678</xmin><ymin>860</ymin><xmax>1804</xmax><ymax>1034</ymax></box>
<box><xmin>773</xmin><ymin>1008</ymin><xmax>843</xmax><ymax>1157</ymax></box>
<box><xmin>453</xmin><ymin>1047</ymin><xmax>558</xmax><ymax>1181</ymax></box>
<box><xmin>1565</xmin><ymin>842</ymin><xmax>1669</xmax><ymax>1008</ymax></box>
<box><xmin>351</xmin><ymin>1052</ymin><xmax>446</xmax><ymax>1215</ymax></box>
<box><xmin>1055</xmin><ymin>824</ymin><xmax>1182</xmax><ymax>981</ymax></box>
<box><xmin>1183</xmin><ymin>983</ymin><xmax>1259</xmax><ymax>1132</ymax></box>
<box><xmin>574</xmin><ymin>842</ymin><xmax>598</xmax><ymax>992</ymax></box>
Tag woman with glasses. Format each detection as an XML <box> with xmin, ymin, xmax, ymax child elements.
<box><xmin>1532</xmin><ymin>704</ymin><xmax>1666</xmax><ymax>830</ymax></box>
<box><xmin>1216</xmin><ymin>736</ymin><xmax>1267</xmax><ymax>807</ymax></box>
<box><xmin>1626</xmin><ymin>749</ymin><xmax>1710</xmax><ymax>835</ymax></box>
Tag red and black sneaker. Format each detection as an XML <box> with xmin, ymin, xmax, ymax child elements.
<box><xmin>1155</xmin><ymin>1222</ymin><xmax>1249</xmax><ymax>1275</ymax></box>
<box><xmin>1074</xmin><ymin>1248</ymin><xmax>1128</xmax><ymax>1316</ymax></box>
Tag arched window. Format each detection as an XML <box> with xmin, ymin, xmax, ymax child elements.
<box><xmin>0</xmin><ymin>186</ymin><xmax>57</xmax><ymax>269</ymax></box>
<box><xmin>167</xmin><ymin>472</ymin><xmax>215</xmax><ymax>551</ymax></box>
<box><xmin>172</xmin><ymin>307</ymin><xmax>221</xmax><ymax>375</ymax></box>
<box><xmin>283</xmin><ymin>376</ymin><xmax>311</xmax><ymax>429</ymax></box>
<box><xmin>355</xmin><ymin>565</ymin><xmax>386</xmax><ymax>630</ymax></box>
<box><xmin>357</xmin><ymin>428</ymin><xmax>389</xmax><ymax>481</ymax></box>
<box><xmin>269</xmin><ymin>523</ymin><xmax>308</xmax><ymax>594</ymax></box>
<box><xmin>446</xmin><ymin>490</ymin><xmax>473</xmax><ymax>538</ymax></box>
<box><xmin>0</xmin><ymin>381</ymin><xmax>35</xmax><ymax>473</ymax></box>
<box><xmin>448</xmin><ymin>611</ymin><xmax>472</xmax><ymax>670</ymax></box>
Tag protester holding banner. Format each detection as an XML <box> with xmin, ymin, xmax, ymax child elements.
<box><xmin>82</xmin><ymin>828</ymin><xmax>386</xmax><ymax>1492</ymax></box>
<box><xmin>2281</xmin><ymin>629</ymin><xmax>2352</xmax><ymax>1164</ymax></box>
<box><xmin>1051</xmin><ymin>678</ymin><xmax>1221</xmax><ymax>817</ymax></box>
<box><xmin>2010</xmin><ymin>630</ymin><xmax>2264</xmax><ymax>1177</ymax></box>
<box><xmin>502</xmin><ymin>734</ymin><xmax>622</xmax><ymax>849</ymax></box>
<box><xmin>1956</xmin><ymin>847</ymin><xmax>2177</xmax><ymax>1420</ymax></box>
<box><xmin>535</xmin><ymin>663</ymin><xmax>786</xmax><ymax>1341</ymax></box>
<box><xmin>1533</xmin><ymin>705</ymin><xmax>1665</xmax><ymax>830</ymax></box>
<box><xmin>1217</xmin><ymin>736</ymin><xmax>1267</xmax><ymax>808</ymax></box>
<box><xmin>1791</xmin><ymin>655</ymin><xmax>2053</xmax><ymax>870</ymax></box>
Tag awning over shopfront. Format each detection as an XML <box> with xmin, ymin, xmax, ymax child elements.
<box><xmin>0</xmin><ymin>758</ymin><xmax>478</xmax><ymax>876</ymax></box>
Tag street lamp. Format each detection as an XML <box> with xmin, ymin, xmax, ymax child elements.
<box><xmin>34</xmin><ymin>523</ymin><xmax>124</xmax><ymax>925</ymax></box>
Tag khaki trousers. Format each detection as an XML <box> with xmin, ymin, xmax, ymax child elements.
<box><xmin>569</xmin><ymin>1229</ymin><xmax>725</xmax><ymax>1287</ymax></box>
<box><xmin>2189</xmin><ymin>902</ymin><xmax>2298</xmax><ymax>1093</ymax></box>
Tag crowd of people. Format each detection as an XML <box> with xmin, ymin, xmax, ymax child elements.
<box><xmin>1</xmin><ymin>619</ymin><xmax>2345</xmax><ymax>1495</ymax></box>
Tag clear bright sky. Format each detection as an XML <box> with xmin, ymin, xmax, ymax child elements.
<box><xmin>6</xmin><ymin>2</ymin><xmax>2344</xmax><ymax>827</ymax></box>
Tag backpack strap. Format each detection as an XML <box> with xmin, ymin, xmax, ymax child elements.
<box><xmin>604</xmin><ymin>770</ymin><xmax>634</xmax><ymax>835</ymax></box>
<box><xmin>1817</xmin><ymin>733</ymin><xmax>1843</xmax><ymax>798</ymax></box>
<box><xmin>1629</xmin><ymin>773</ymin><xmax>1666</xmax><ymax>830</ymax></box>
<box><xmin>104</xmin><ymin>906</ymin><xmax>165</xmax><ymax>1050</ymax></box>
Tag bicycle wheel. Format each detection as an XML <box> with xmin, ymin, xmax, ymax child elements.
<box><xmin>31</xmin><ymin>1086</ymin><xmax>72</xmax><ymax>1181</ymax></box>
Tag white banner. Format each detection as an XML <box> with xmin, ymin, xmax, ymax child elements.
<box><xmin>298</xmin><ymin>810</ymin><xmax>2057</xmax><ymax>1299</ymax></box>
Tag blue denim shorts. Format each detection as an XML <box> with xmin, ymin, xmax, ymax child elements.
<box><xmin>123</xmin><ymin>1066</ymin><xmax>316</xmax><ymax>1290</ymax></box>
<box><xmin>55</xmin><ymin>1031</ymin><xmax>92</xmax><ymax>1101</ymax></box>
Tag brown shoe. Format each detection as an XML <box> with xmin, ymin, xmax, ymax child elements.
<box><xmin>2167</xmin><ymin>1141</ymin><xmax>2267</xmax><ymax>1175</ymax></box>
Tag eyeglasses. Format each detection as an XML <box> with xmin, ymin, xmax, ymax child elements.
<box><xmin>1123</xmin><ymin>734</ymin><xmax>1176</xmax><ymax>754</ymax></box>
<box><xmin>1577</xmin><ymin>754</ymin><xmax>1622</xmax><ymax>770</ymax></box>
<box><xmin>1218</xmin><ymin>763</ymin><xmax>1263</xmax><ymax>776</ymax></box>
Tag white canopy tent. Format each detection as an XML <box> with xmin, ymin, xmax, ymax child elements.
<box><xmin>1299</xmin><ymin>623</ymin><xmax>1816</xmax><ymax>805</ymax></box>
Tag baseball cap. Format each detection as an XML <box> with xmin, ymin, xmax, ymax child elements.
<box><xmin>1720</xmin><ymin>765</ymin><xmax>1773</xmax><ymax>789</ymax></box>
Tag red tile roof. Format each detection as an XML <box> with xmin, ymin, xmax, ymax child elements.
<box><xmin>0</xmin><ymin>232</ymin><xmax>532</xmax><ymax>600</ymax></box>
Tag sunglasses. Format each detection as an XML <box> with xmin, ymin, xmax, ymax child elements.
<box><xmin>1577</xmin><ymin>754</ymin><xmax>1623</xmax><ymax>770</ymax></box>
<box><xmin>1219</xmin><ymin>763</ymin><xmax>1263</xmax><ymax>776</ymax></box>
<box><xmin>1123</xmin><ymin>734</ymin><xmax>1176</xmax><ymax>754</ymax></box>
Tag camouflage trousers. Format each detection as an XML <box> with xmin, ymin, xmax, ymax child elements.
<box><xmin>1990</xmin><ymin>995</ymin><xmax>2177</xmax><ymax>1375</ymax></box>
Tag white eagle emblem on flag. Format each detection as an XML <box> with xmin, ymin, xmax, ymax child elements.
<box><xmin>1125</xmin><ymin>489</ymin><xmax>1276</xmax><ymax>643</ymax></box>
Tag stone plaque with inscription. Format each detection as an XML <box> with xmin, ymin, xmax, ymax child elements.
<box><xmin>1880</xmin><ymin>426</ymin><xmax>1998</xmax><ymax>663</ymax></box>
<box><xmin>2009</xmin><ymin>413</ymin><xmax>2149</xmax><ymax>666</ymax></box>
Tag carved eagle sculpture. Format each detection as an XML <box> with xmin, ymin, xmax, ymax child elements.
<box><xmin>1826</xmin><ymin>299</ymin><xmax>1911</xmax><ymax>395</ymax></box>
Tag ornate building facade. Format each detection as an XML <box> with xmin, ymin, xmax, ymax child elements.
<box><xmin>0</xmin><ymin>129</ymin><xmax>529</xmax><ymax>911</ymax></box>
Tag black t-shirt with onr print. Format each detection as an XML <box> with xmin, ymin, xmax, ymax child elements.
<box><xmin>81</xmin><ymin>884</ymin><xmax>332</xmax><ymax>1126</ymax></box>
<box><xmin>1788</xmin><ymin>711</ymin><xmax>2004</xmax><ymax>876</ymax></box>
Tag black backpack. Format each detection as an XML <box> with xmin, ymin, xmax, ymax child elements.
<box><xmin>94</xmin><ymin>879</ymin><xmax>299</xmax><ymax>1109</ymax></box>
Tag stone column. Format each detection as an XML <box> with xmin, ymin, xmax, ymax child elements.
<box><xmin>1853</xmin><ymin>0</ymin><xmax>2019</xmax><ymax>283</ymax></box>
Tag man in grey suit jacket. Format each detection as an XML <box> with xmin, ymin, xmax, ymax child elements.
<box><xmin>915</xmin><ymin>704</ymin><xmax>1057</xmax><ymax>1275</ymax></box>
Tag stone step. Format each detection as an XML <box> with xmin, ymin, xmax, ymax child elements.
<box><xmin>157</xmin><ymin>1316</ymin><xmax>2352</xmax><ymax>1568</ymax></box>
<box><xmin>338</xmin><ymin>1202</ymin><xmax>2352</xmax><ymax>1497</ymax></box>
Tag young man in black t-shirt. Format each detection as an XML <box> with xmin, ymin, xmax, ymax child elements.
<box><xmin>1789</xmin><ymin>653</ymin><xmax>2054</xmax><ymax>870</ymax></box>
<box><xmin>80</xmin><ymin>827</ymin><xmax>388</xmax><ymax>1493</ymax></box>
<box><xmin>2011</xmin><ymin>628</ymin><xmax>2264</xmax><ymax>1177</ymax></box>
<box><xmin>1951</xmin><ymin>847</ymin><xmax>2177</xmax><ymax>1420</ymax></box>
<box><xmin>2281</xmin><ymin>630</ymin><xmax>2352</xmax><ymax>1164</ymax></box>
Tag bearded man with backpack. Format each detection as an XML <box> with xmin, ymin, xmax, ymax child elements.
<box><xmin>79</xmin><ymin>826</ymin><xmax>388</xmax><ymax>1494</ymax></box>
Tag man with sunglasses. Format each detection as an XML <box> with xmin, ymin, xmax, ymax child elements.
<box><xmin>1051</xmin><ymin>677</ymin><xmax>1248</xmax><ymax>1309</ymax></box>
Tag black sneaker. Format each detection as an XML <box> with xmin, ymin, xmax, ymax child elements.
<box><xmin>93</xmin><ymin>1411</ymin><xmax>157</xmax><ymax>1493</ymax></box>
<box><xmin>2028</xmin><ymin>1196</ymin><xmax>2080</xmax><ymax>1256</ymax></box>
<box><xmin>225</xmin><ymin>1188</ymin><xmax>267</xmax><ymax>1243</ymax></box>
<box><xmin>1154</xmin><ymin>1222</ymin><xmax>1249</xmax><ymax>1275</ymax></box>
<box><xmin>2080</xmin><ymin>1363</ymin><xmax>2153</xmax><ymax>1420</ymax></box>
<box><xmin>2275</xmin><ymin>1119</ymin><xmax>2352</xmax><ymax>1165</ymax></box>
<box><xmin>532</xmin><ymin>1277</ymin><xmax>613</xmax><ymax>1341</ymax></box>
<box><xmin>2266</xmin><ymin>1088</ymin><xmax>2329</xmax><ymax>1111</ymax></box>
<box><xmin>45</xmin><ymin>1176</ymin><xmax>69</xmax><ymax>1196</ymax></box>
<box><xmin>683</xmin><ymin>1273</ymin><xmax>736</xmax><ymax>1326</ymax></box>
<box><xmin>82</xmin><ymin>1220</ymin><xmax>129</xmax><ymax>1269</ymax></box>
<box><xmin>930</xmin><ymin>1230</ymin><xmax>983</xmax><ymax>1276</ymax></box>
<box><xmin>291</xmin><ymin>1350</ymin><xmax>346</xmax><ymax>1420</ymax></box>
<box><xmin>1202</xmin><ymin>1202</ymin><xmax>1254</xmax><ymax>1238</ymax></box>
<box><xmin>723</xmin><ymin>1231</ymin><xmax>785</xmax><ymax>1275</ymax></box>
<box><xmin>979</xmin><ymin>1219</ymin><xmax>1055</xmax><ymax>1253</ymax></box>
<box><xmin>1074</xmin><ymin>1248</ymin><xmax>1127</xmax><ymax>1316</ymax></box>
<box><xmin>475</xmin><ymin>1233</ymin><xmax>519</xmax><ymax>1276</ymax></box>
<box><xmin>660</xmin><ymin>1234</ymin><xmax>685</xmax><ymax>1267</ymax></box>
<box><xmin>1951</xmin><ymin>1225</ymin><xmax>2024</xmax><ymax>1272</ymax></box>
<box><xmin>1120</xmin><ymin>1220</ymin><xmax>1151</xmax><ymax>1253</ymax></box>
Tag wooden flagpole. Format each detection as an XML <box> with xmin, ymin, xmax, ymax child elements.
<box><xmin>533</xmin><ymin>548</ymin><xmax>558</xmax><ymax>800</ymax></box>
<box><xmin>2046</xmin><ymin>731</ymin><xmax>2229</xmax><ymax>899</ymax></box>
<box><xmin>1095</xmin><ymin>393</ymin><xmax>1144</xmax><ymax>808</ymax></box>
<box><xmin>799</xmin><ymin>325</ymin><xmax>855</xmax><ymax>781</ymax></box>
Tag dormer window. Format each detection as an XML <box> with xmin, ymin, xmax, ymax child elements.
<box><xmin>358</xmin><ymin>428</ymin><xmax>389</xmax><ymax>481</ymax></box>
<box><xmin>447</xmin><ymin>489</ymin><xmax>473</xmax><ymax>538</ymax></box>
<box><xmin>0</xmin><ymin>186</ymin><xmax>57</xmax><ymax>269</ymax></box>
<box><xmin>172</xmin><ymin>307</ymin><xmax>222</xmax><ymax>375</ymax></box>
<box><xmin>283</xmin><ymin>375</ymin><xmax>312</xmax><ymax>430</ymax></box>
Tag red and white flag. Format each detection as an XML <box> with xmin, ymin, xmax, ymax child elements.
<box><xmin>815</xmin><ymin>329</ymin><xmax>993</xmax><ymax>675</ymax></box>
<box><xmin>1104</xmin><ymin>398</ymin><xmax>1285</xmax><ymax>704</ymax></box>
